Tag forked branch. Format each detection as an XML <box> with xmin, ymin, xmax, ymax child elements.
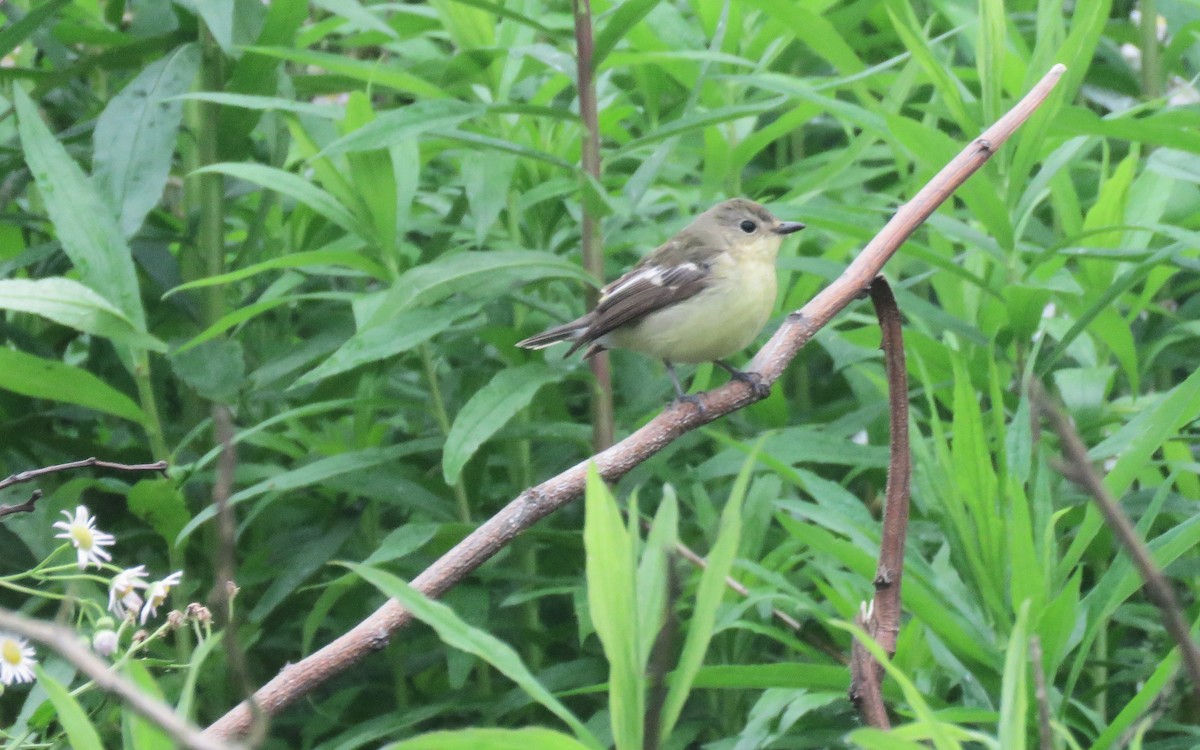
<box><xmin>206</xmin><ymin>65</ymin><xmax>1068</xmax><ymax>740</ymax></box>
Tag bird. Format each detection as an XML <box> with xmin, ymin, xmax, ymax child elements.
<box><xmin>516</xmin><ymin>198</ymin><xmax>805</xmax><ymax>400</ymax></box>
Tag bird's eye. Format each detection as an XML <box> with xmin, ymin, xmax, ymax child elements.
<box><xmin>739</xmin><ymin>220</ymin><xmax>757</xmax><ymax>233</ymax></box>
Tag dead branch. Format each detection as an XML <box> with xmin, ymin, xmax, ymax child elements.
<box><xmin>205</xmin><ymin>64</ymin><xmax>1067</xmax><ymax>740</ymax></box>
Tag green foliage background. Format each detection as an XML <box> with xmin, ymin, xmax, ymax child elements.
<box><xmin>0</xmin><ymin>0</ymin><xmax>1198</xmax><ymax>747</ymax></box>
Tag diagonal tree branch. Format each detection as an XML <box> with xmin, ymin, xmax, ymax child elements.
<box><xmin>205</xmin><ymin>64</ymin><xmax>1068</xmax><ymax>740</ymax></box>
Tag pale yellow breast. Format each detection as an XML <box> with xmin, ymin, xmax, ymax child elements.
<box><xmin>605</xmin><ymin>254</ymin><xmax>777</xmax><ymax>363</ymax></box>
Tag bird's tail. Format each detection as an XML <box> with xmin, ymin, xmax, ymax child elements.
<box><xmin>515</xmin><ymin>317</ymin><xmax>591</xmax><ymax>350</ymax></box>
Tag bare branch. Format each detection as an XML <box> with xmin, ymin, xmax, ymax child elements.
<box><xmin>0</xmin><ymin>459</ymin><xmax>169</xmax><ymax>520</ymax></box>
<box><xmin>205</xmin><ymin>65</ymin><xmax>1067</xmax><ymax>740</ymax></box>
<box><xmin>1033</xmin><ymin>382</ymin><xmax>1200</xmax><ymax>707</ymax></box>
<box><xmin>0</xmin><ymin>607</ymin><xmax>237</xmax><ymax>750</ymax></box>
<box><xmin>848</xmin><ymin>277</ymin><xmax>911</xmax><ymax>728</ymax></box>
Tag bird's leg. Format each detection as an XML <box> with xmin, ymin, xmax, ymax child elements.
<box><xmin>714</xmin><ymin>360</ymin><xmax>771</xmax><ymax>399</ymax></box>
<box><xmin>665</xmin><ymin>361</ymin><xmax>704</xmax><ymax>411</ymax></box>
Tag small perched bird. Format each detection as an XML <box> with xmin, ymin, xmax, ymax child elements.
<box><xmin>517</xmin><ymin>198</ymin><xmax>805</xmax><ymax>399</ymax></box>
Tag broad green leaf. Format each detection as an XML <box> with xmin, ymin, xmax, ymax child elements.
<box><xmin>464</xmin><ymin>153</ymin><xmax>516</xmax><ymax>245</ymax></box>
<box><xmin>350</xmin><ymin>563</ymin><xmax>602</xmax><ymax>750</ymax></box>
<box><xmin>296</xmin><ymin>306</ymin><xmax>464</xmax><ymax>388</ymax></box>
<box><xmin>194</xmin><ymin>163</ymin><xmax>372</xmax><ymax>240</ymax></box>
<box><xmin>14</xmin><ymin>87</ymin><xmax>146</xmax><ymax>330</ymax></box>
<box><xmin>127</xmin><ymin>478</ymin><xmax>191</xmax><ymax>550</ymax></box>
<box><xmin>318</xmin><ymin>100</ymin><xmax>486</xmax><ymax>157</ymax></box>
<box><xmin>35</xmin><ymin>667</ymin><xmax>104</xmax><ymax>750</ymax></box>
<box><xmin>169</xmin><ymin>339</ymin><xmax>246</xmax><ymax>403</ymax></box>
<box><xmin>0</xmin><ymin>278</ymin><xmax>165</xmax><ymax>352</ymax></box>
<box><xmin>385</xmin><ymin>728</ymin><xmax>593</xmax><ymax>750</ymax></box>
<box><xmin>0</xmin><ymin>347</ymin><xmax>143</xmax><ymax>423</ymax></box>
<box><xmin>584</xmin><ymin>464</ymin><xmax>642</xmax><ymax>750</ymax></box>
<box><xmin>194</xmin><ymin>0</ymin><xmax>235</xmax><ymax>52</ymax></box>
<box><xmin>367</xmin><ymin>251</ymin><xmax>595</xmax><ymax>326</ymax></box>
<box><xmin>93</xmin><ymin>43</ymin><xmax>200</xmax><ymax>238</ymax></box>
<box><xmin>443</xmin><ymin>364</ymin><xmax>559</xmax><ymax>484</ymax></box>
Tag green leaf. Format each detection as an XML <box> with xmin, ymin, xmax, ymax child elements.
<box><xmin>35</xmin><ymin>666</ymin><xmax>104</xmax><ymax>750</ymax></box>
<box><xmin>169</xmin><ymin>339</ymin><xmax>246</xmax><ymax>403</ymax></box>
<box><xmin>349</xmin><ymin>563</ymin><xmax>601</xmax><ymax>750</ymax></box>
<box><xmin>593</xmin><ymin>0</ymin><xmax>660</xmax><ymax>67</ymax></box>
<box><xmin>0</xmin><ymin>0</ymin><xmax>71</xmax><ymax>59</ymax></box>
<box><xmin>122</xmin><ymin>660</ymin><xmax>173</xmax><ymax>750</ymax></box>
<box><xmin>194</xmin><ymin>163</ymin><xmax>373</xmax><ymax>240</ymax></box>
<box><xmin>171</xmin><ymin>91</ymin><xmax>344</xmax><ymax>118</ymax></box>
<box><xmin>164</xmin><ymin>248</ymin><xmax>390</xmax><ymax>297</ymax></box>
<box><xmin>998</xmin><ymin>601</ymin><xmax>1031</xmax><ymax>750</ymax></box>
<box><xmin>93</xmin><ymin>43</ymin><xmax>200</xmax><ymax>238</ymax></box>
<box><xmin>443</xmin><ymin>364</ymin><xmax>559</xmax><ymax>484</ymax></box>
<box><xmin>583</xmin><ymin>464</ymin><xmax>643</xmax><ymax>750</ymax></box>
<box><xmin>367</xmin><ymin>251</ymin><xmax>595</xmax><ymax>326</ymax></box>
<box><xmin>249</xmin><ymin>519</ymin><xmax>357</xmax><ymax>623</ymax></box>
<box><xmin>296</xmin><ymin>306</ymin><xmax>464</xmax><ymax>388</ymax></box>
<box><xmin>176</xmin><ymin>441</ymin><xmax>440</xmax><ymax>542</ymax></box>
<box><xmin>127</xmin><ymin>478</ymin><xmax>191</xmax><ymax>549</ymax></box>
<box><xmin>14</xmin><ymin>87</ymin><xmax>147</xmax><ymax>331</ymax></box>
<box><xmin>659</xmin><ymin>445</ymin><xmax>753</xmax><ymax>739</ymax></box>
<box><xmin>384</xmin><ymin>728</ymin><xmax>594</xmax><ymax>750</ymax></box>
<box><xmin>0</xmin><ymin>278</ymin><xmax>165</xmax><ymax>352</ymax></box>
<box><xmin>244</xmin><ymin>46</ymin><xmax>446</xmax><ymax>99</ymax></box>
<box><xmin>0</xmin><ymin>347</ymin><xmax>143</xmax><ymax>422</ymax></box>
<box><xmin>312</xmin><ymin>0</ymin><xmax>398</xmax><ymax>38</ymax></box>
<box><xmin>317</xmin><ymin>100</ymin><xmax>486</xmax><ymax>157</ymax></box>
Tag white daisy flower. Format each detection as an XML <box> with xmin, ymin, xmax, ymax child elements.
<box><xmin>0</xmin><ymin>633</ymin><xmax>36</xmax><ymax>686</ymax></box>
<box><xmin>108</xmin><ymin>565</ymin><xmax>150</xmax><ymax>618</ymax></box>
<box><xmin>140</xmin><ymin>572</ymin><xmax>183</xmax><ymax>625</ymax></box>
<box><xmin>52</xmin><ymin>505</ymin><xmax>115</xmax><ymax>570</ymax></box>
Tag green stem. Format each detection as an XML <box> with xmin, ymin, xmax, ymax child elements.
<box><xmin>134</xmin><ymin>352</ymin><xmax>169</xmax><ymax>460</ymax></box>
<box><xmin>420</xmin><ymin>344</ymin><xmax>471</xmax><ymax>522</ymax></box>
<box><xmin>1139</xmin><ymin>0</ymin><xmax>1161</xmax><ymax>100</ymax></box>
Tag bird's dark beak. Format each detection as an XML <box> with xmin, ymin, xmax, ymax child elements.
<box><xmin>773</xmin><ymin>221</ymin><xmax>806</xmax><ymax>235</ymax></box>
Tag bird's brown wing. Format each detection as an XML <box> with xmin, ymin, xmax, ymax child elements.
<box><xmin>563</xmin><ymin>259</ymin><xmax>712</xmax><ymax>356</ymax></box>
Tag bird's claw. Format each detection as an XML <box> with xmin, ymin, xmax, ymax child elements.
<box><xmin>674</xmin><ymin>393</ymin><xmax>706</xmax><ymax>414</ymax></box>
<box><xmin>729</xmin><ymin>369</ymin><xmax>770</xmax><ymax>399</ymax></box>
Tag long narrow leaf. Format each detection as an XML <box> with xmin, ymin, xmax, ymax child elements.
<box><xmin>350</xmin><ymin>563</ymin><xmax>602</xmax><ymax>750</ymax></box>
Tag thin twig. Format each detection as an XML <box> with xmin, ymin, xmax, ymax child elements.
<box><xmin>208</xmin><ymin>406</ymin><xmax>264</xmax><ymax>745</ymax></box>
<box><xmin>0</xmin><ymin>608</ymin><xmax>237</xmax><ymax>750</ymax></box>
<box><xmin>572</xmin><ymin>0</ymin><xmax>614</xmax><ymax>451</ymax></box>
<box><xmin>1032</xmin><ymin>381</ymin><xmax>1200</xmax><ymax>707</ymax></box>
<box><xmin>204</xmin><ymin>65</ymin><xmax>1067</xmax><ymax>740</ymax></box>
<box><xmin>847</xmin><ymin>277</ymin><xmax>910</xmax><ymax>728</ymax></box>
<box><xmin>0</xmin><ymin>459</ymin><xmax>169</xmax><ymax>520</ymax></box>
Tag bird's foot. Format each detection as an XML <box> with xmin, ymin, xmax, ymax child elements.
<box><xmin>715</xmin><ymin>361</ymin><xmax>771</xmax><ymax>399</ymax></box>
<box><xmin>673</xmin><ymin>392</ymin><xmax>706</xmax><ymax>415</ymax></box>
